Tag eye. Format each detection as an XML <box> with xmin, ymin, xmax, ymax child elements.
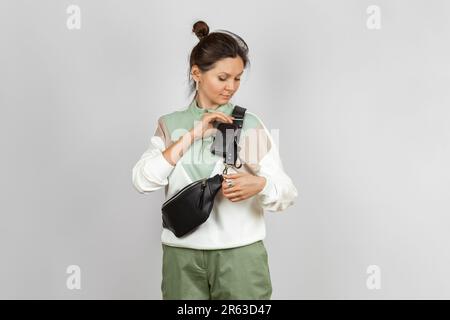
<box><xmin>218</xmin><ymin>77</ymin><xmax>241</xmax><ymax>81</ymax></box>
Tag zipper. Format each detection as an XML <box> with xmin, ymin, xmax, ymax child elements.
<box><xmin>162</xmin><ymin>178</ymin><xmax>207</xmax><ymax>207</ymax></box>
<box><xmin>198</xmin><ymin>179</ymin><xmax>207</xmax><ymax>209</ymax></box>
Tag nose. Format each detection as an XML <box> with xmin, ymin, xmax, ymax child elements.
<box><xmin>225</xmin><ymin>81</ymin><xmax>235</xmax><ymax>92</ymax></box>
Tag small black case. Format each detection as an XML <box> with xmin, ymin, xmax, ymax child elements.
<box><xmin>210</xmin><ymin>106</ymin><xmax>246</xmax><ymax>165</ymax></box>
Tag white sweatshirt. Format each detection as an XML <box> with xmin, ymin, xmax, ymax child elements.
<box><xmin>132</xmin><ymin>99</ymin><xmax>298</xmax><ymax>250</ymax></box>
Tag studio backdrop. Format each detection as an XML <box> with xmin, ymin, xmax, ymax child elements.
<box><xmin>1</xmin><ymin>0</ymin><xmax>449</xmax><ymax>299</ymax></box>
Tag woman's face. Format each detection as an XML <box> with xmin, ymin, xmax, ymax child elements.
<box><xmin>192</xmin><ymin>56</ymin><xmax>244</xmax><ymax>105</ymax></box>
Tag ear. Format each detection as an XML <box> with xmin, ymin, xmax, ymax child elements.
<box><xmin>191</xmin><ymin>65</ymin><xmax>202</xmax><ymax>82</ymax></box>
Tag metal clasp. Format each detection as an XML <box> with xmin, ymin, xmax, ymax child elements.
<box><xmin>223</xmin><ymin>163</ymin><xmax>230</xmax><ymax>175</ymax></box>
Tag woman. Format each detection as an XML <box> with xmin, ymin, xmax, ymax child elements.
<box><xmin>132</xmin><ymin>20</ymin><xmax>298</xmax><ymax>300</ymax></box>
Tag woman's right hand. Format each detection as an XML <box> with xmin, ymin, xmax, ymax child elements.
<box><xmin>191</xmin><ymin>111</ymin><xmax>235</xmax><ymax>141</ymax></box>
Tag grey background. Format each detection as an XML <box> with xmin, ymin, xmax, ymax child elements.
<box><xmin>1</xmin><ymin>0</ymin><xmax>449</xmax><ymax>299</ymax></box>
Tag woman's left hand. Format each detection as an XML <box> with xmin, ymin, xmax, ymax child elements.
<box><xmin>221</xmin><ymin>172</ymin><xmax>266</xmax><ymax>202</ymax></box>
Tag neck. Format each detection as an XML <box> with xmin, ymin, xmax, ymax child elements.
<box><xmin>195</xmin><ymin>92</ymin><xmax>220</xmax><ymax>110</ymax></box>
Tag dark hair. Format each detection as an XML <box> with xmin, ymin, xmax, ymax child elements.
<box><xmin>188</xmin><ymin>20</ymin><xmax>250</xmax><ymax>96</ymax></box>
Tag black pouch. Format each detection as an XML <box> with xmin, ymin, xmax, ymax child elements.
<box><xmin>210</xmin><ymin>105</ymin><xmax>246</xmax><ymax>168</ymax></box>
<box><xmin>161</xmin><ymin>174</ymin><xmax>224</xmax><ymax>237</ymax></box>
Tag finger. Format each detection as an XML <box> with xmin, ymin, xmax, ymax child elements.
<box><xmin>211</xmin><ymin>113</ymin><xmax>234</xmax><ymax>123</ymax></box>
<box><xmin>219</xmin><ymin>116</ymin><xmax>234</xmax><ymax>123</ymax></box>
<box><xmin>205</xmin><ymin>114</ymin><xmax>222</xmax><ymax>124</ymax></box>
<box><xmin>222</xmin><ymin>181</ymin><xmax>238</xmax><ymax>191</ymax></box>
<box><xmin>214</xmin><ymin>111</ymin><xmax>235</xmax><ymax>121</ymax></box>
<box><xmin>222</xmin><ymin>186</ymin><xmax>239</xmax><ymax>195</ymax></box>
<box><xmin>210</xmin><ymin>112</ymin><xmax>231</xmax><ymax>121</ymax></box>
<box><xmin>222</xmin><ymin>188</ymin><xmax>239</xmax><ymax>198</ymax></box>
<box><xmin>224</xmin><ymin>172</ymin><xmax>245</xmax><ymax>176</ymax></box>
<box><xmin>224</xmin><ymin>190</ymin><xmax>241</xmax><ymax>198</ymax></box>
<box><xmin>223</xmin><ymin>177</ymin><xmax>239</xmax><ymax>183</ymax></box>
<box><xmin>223</xmin><ymin>173</ymin><xmax>244</xmax><ymax>179</ymax></box>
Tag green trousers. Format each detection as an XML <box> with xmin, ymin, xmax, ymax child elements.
<box><xmin>161</xmin><ymin>240</ymin><xmax>272</xmax><ymax>300</ymax></box>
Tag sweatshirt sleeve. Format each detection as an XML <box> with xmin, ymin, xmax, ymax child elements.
<box><xmin>238</xmin><ymin>113</ymin><xmax>298</xmax><ymax>212</ymax></box>
<box><xmin>132</xmin><ymin>117</ymin><xmax>175</xmax><ymax>194</ymax></box>
<box><xmin>256</xmin><ymin>141</ymin><xmax>298</xmax><ymax>212</ymax></box>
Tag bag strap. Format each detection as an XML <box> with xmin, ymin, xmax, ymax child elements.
<box><xmin>231</xmin><ymin>105</ymin><xmax>246</xmax><ymax>145</ymax></box>
<box><xmin>223</xmin><ymin>105</ymin><xmax>246</xmax><ymax>173</ymax></box>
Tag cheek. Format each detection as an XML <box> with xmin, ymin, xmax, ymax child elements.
<box><xmin>212</xmin><ymin>80</ymin><xmax>226</xmax><ymax>93</ymax></box>
<box><xmin>204</xmin><ymin>77</ymin><xmax>230</xmax><ymax>96</ymax></box>
<box><xmin>204</xmin><ymin>78</ymin><xmax>220</xmax><ymax>93</ymax></box>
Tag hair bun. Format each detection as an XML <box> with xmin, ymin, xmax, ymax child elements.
<box><xmin>192</xmin><ymin>20</ymin><xmax>209</xmax><ymax>40</ymax></box>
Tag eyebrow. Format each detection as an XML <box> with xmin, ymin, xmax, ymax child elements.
<box><xmin>219</xmin><ymin>71</ymin><xmax>244</xmax><ymax>76</ymax></box>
